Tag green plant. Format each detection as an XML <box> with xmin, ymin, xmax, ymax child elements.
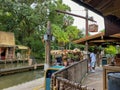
<box><xmin>105</xmin><ymin>45</ymin><xmax>117</xmax><ymax>56</ymax></box>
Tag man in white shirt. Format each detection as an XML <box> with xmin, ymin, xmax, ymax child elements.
<box><xmin>90</xmin><ymin>52</ymin><xmax>96</xmax><ymax>72</ymax></box>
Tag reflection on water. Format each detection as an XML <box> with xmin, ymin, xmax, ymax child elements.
<box><xmin>0</xmin><ymin>69</ymin><xmax>44</xmax><ymax>89</ymax></box>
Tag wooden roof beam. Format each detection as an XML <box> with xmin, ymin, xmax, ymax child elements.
<box><xmin>90</xmin><ymin>39</ymin><xmax>120</xmax><ymax>43</ymax></box>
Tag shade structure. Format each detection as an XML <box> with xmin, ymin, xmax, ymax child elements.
<box><xmin>16</xmin><ymin>45</ymin><xmax>29</xmax><ymax>50</ymax></box>
<box><xmin>72</xmin><ymin>0</ymin><xmax>120</xmax><ymax>36</ymax></box>
<box><xmin>73</xmin><ymin>32</ymin><xmax>120</xmax><ymax>45</ymax></box>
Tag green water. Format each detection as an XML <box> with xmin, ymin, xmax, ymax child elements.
<box><xmin>0</xmin><ymin>69</ymin><xmax>44</xmax><ymax>89</ymax></box>
<box><xmin>0</xmin><ymin>60</ymin><xmax>44</xmax><ymax>89</ymax></box>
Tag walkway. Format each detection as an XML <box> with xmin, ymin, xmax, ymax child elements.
<box><xmin>3</xmin><ymin>78</ymin><xmax>44</xmax><ymax>90</ymax></box>
<box><xmin>82</xmin><ymin>66</ymin><xmax>103</xmax><ymax>90</ymax></box>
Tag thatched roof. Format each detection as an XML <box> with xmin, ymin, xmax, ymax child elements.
<box><xmin>16</xmin><ymin>45</ymin><xmax>29</xmax><ymax>50</ymax></box>
<box><xmin>51</xmin><ymin>49</ymin><xmax>81</xmax><ymax>55</ymax></box>
<box><xmin>0</xmin><ymin>31</ymin><xmax>15</xmax><ymax>47</ymax></box>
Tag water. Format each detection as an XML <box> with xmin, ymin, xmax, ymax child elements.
<box><xmin>0</xmin><ymin>69</ymin><xmax>44</xmax><ymax>89</ymax></box>
<box><xmin>0</xmin><ymin>60</ymin><xmax>44</xmax><ymax>90</ymax></box>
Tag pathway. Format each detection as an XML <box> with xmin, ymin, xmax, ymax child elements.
<box><xmin>3</xmin><ymin>78</ymin><xmax>44</xmax><ymax>90</ymax></box>
<box><xmin>82</xmin><ymin>66</ymin><xmax>103</xmax><ymax>90</ymax></box>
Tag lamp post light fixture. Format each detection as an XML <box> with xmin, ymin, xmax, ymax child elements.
<box><xmin>44</xmin><ymin>34</ymin><xmax>55</xmax><ymax>41</ymax></box>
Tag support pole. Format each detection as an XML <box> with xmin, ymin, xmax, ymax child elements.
<box><xmin>44</xmin><ymin>21</ymin><xmax>51</xmax><ymax>71</ymax></box>
<box><xmin>85</xmin><ymin>8</ymin><xmax>89</xmax><ymax>59</ymax></box>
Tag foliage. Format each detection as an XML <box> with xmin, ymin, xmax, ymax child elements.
<box><xmin>105</xmin><ymin>45</ymin><xmax>117</xmax><ymax>55</ymax></box>
<box><xmin>52</xmin><ymin>24</ymin><xmax>69</xmax><ymax>43</ymax></box>
<box><xmin>0</xmin><ymin>0</ymin><xmax>83</xmax><ymax>59</ymax></box>
<box><xmin>100</xmin><ymin>29</ymin><xmax>105</xmax><ymax>32</ymax></box>
<box><xmin>65</xmin><ymin>26</ymin><xmax>80</xmax><ymax>40</ymax></box>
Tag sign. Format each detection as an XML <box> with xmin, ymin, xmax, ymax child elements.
<box><xmin>88</xmin><ymin>24</ymin><xmax>98</xmax><ymax>32</ymax></box>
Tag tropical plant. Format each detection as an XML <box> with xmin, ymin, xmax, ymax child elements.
<box><xmin>0</xmin><ymin>0</ymin><xmax>83</xmax><ymax>59</ymax></box>
<box><xmin>105</xmin><ymin>45</ymin><xmax>117</xmax><ymax>56</ymax></box>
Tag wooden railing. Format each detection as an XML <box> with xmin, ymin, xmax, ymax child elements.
<box><xmin>51</xmin><ymin>59</ymin><xmax>88</xmax><ymax>90</ymax></box>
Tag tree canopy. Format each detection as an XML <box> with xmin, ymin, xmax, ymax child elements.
<box><xmin>0</xmin><ymin>0</ymin><xmax>83</xmax><ymax>59</ymax></box>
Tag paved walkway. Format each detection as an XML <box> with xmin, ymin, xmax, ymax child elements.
<box><xmin>82</xmin><ymin>66</ymin><xmax>103</xmax><ymax>90</ymax></box>
<box><xmin>3</xmin><ymin>78</ymin><xmax>44</xmax><ymax>90</ymax></box>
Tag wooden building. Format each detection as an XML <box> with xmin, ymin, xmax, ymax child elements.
<box><xmin>0</xmin><ymin>31</ymin><xmax>15</xmax><ymax>61</ymax></box>
<box><xmin>16</xmin><ymin>45</ymin><xmax>30</xmax><ymax>61</ymax></box>
<box><xmin>0</xmin><ymin>31</ymin><xmax>30</xmax><ymax>62</ymax></box>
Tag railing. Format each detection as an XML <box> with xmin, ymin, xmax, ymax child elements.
<box><xmin>51</xmin><ymin>59</ymin><xmax>88</xmax><ymax>90</ymax></box>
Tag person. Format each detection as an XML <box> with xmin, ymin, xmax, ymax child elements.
<box><xmin>17</xmin><ymin>52</ymin><xmax>21</xmax><ymax>60</ymax></box>
<box><xmin>63</xmin><ymin>60</ymin><xmax>68</xmax><ymax>67</ymax></box>
<box><xmin>28</xmin><ymin>56</ymin><xmax>37</xmax><ymax>66</ymax></box>
<box><xmin>90</xmin><ymin>51</ymin><xmax>96</xmax><ymax>72</ymax></box>
<box><xmin>55</xmin><ymin>56</ymin><xmax>62</xmax><ymax>65</ymax></box>
<box><xmin>96</xmin><ymin>51</ymin><xmax>101</xmax><ymax>67</ymax></box>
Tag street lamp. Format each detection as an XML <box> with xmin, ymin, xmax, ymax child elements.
<box><xmin>44</xmin><ymin>21</ymin><xmax>55</xmax><ymax>71</ymax></box>
<box><xmin>44</xmin><ymin>5</ymin><xmax>55</xmax><ymax>70</ymax></box>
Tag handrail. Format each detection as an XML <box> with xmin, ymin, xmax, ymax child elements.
<box><xmin>51</xmin><ymin>59</ymin><xmax>88</xmax><ymax>90</ymax></box>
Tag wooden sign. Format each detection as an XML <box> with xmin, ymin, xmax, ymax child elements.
<box><xmin>88</xmin><ymin>24</ymin><xmax>98</xmax><ymax>32</ymax></box>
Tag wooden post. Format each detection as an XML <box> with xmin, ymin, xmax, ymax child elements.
<box><xmin>85</xmin><ymin>8</ymin><xmax>88</xmax><ymax>36</ymax></box>
<box><xmin>85</xmin><ymin>8</ymin><xmax>89</xmax><ymax>60</ymax></box>
<box><xmin>44</xmin><ymin>21</ymin><xmax>51</xmax><ymax>70</ymax></box>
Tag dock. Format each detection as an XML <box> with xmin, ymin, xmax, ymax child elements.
<box><xmin>0</xmin><ymin>59</ymin><xmax>28</xmax><ymax>64</ymax></box>
<box><xmin>0</xmin><ymin>64</ymin><xmax>44</xmax><ymax>76</ymax></box>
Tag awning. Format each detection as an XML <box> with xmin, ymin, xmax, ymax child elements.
<box><xmin>73</xmin><ymin>32</ymin><xmax>120</xmax><ymax>45</ymax></box>
<box><xmin>16</xmin><ymin>45</ymin><xmax>29</xmax><ymax>50</ymax></box>
<box><xmin>0</xmin><ymin>44</ymin><xmax>15</xmax><ymax>47</ymax></box>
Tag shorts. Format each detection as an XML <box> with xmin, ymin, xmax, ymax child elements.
<box><xmin>90</xmin><ymin>61</ymin><xmax>96</xmax><ymax>67</ymax></box>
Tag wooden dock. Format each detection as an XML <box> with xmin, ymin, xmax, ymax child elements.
<box><xmin>0</xmin><ymin>59</ymin><xmax>28</xmax><ymax>64</ymax></box>
<box><xmin>0</xmin><ymin>64</ymin><xmax>44</xmax><ymax>76</ymax></box>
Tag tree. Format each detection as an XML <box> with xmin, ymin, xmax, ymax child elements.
<box><xmin>0</xmin><ymin>0</ymin><xmax>83</xmax><ymax>59</ymax></box>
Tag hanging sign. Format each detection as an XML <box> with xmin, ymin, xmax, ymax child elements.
<box><xmin>88</xmin><ymin>24</ymin><xmax>98</xmax><ymax>32</ymax></box>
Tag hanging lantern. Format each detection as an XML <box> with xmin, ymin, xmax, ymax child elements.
<box><xmin>88</xmin><ymin>24</ymin><xmax>98</xmax><ymax>32</ymax></box>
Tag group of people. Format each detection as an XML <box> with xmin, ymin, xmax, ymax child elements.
<box><xmin>54</xmin><ymin>55</ymin><xmax>75</xmax><ymax>67</ymax></box>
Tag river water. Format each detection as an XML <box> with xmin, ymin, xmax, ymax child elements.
<box><xmin>0</xmin><ymin>61</ymin><xmax>44</xmax><ymax>89</ymax></box>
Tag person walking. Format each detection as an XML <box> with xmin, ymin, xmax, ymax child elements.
<box><xmin>90</xmin><ymin>51</ymin><xmax>96</xmax><ymax>72</ymax></box>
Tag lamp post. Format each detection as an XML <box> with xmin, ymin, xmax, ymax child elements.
<box><xmin>44</xmin><ymin>21</ymin><xmax>55</xmax><ymax>71</ymax></box>
<box><xmin>44</xmin><ymin>21</ymin><xmax>51</xmax><ymax>70</ymax></box>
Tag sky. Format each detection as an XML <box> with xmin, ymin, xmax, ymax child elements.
<box><xmin>62</xmin><ymin>0</ymin><xmax>105</xmax><ymax>35</ymax></box>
